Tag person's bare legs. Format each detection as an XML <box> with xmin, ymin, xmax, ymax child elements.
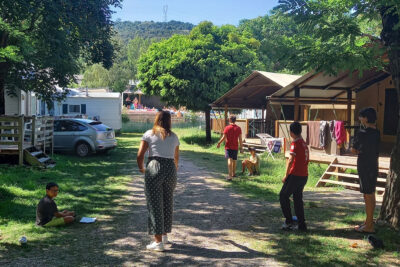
<box><xmin>364</xmin><ymin>193</ymin><xmax>376</xmax><ymax>232</ymax></box>
<box><xmin>154</xmin><ymin>234</ymin><xmax>162</xmax><ymax>243</ymax></box>
<box><xmin>63</xmin><ymin>216</ymin><xmax>75</xmax><ymax>224</ymax></box>
<box><xmin>246</xmin><ymin>162</ymin><xmax>255</xmax><ymax>175</ymax></box>
<box><xmin>232</xmin><ymin>160</ymin><xmax>237</xmax><ymax>177</ymax></box>
<box><xmin>62</xmin><ymin>210</ymin><xmax>75</xmax><ymax>217</ymax></box>
<box><xmin>242</xmin><ymin>160</ymin><xmax>248</xmax><ymax>173</ymax></box>
<box><xmin>227</xmin><ymin>158</ymin><xmax>233</xmax><ymax>178</ymax></box>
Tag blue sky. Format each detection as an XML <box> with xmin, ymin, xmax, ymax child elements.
<box><xmin>112</xmin><ymin>0</ymin><xmax>280</xmax><ymax>25</ymax></box>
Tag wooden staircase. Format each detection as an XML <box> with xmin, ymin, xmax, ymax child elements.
<box><xmin>24</xmin><ymin>147</ymin><xmax>56</xmax><ymax>168</ymax></box>
<box><xmin>316</xmin><ymin>158</ymin><xmax>388</xmax><ymax>193</ymax></box>
<box><xmin>242</xmin><ymin>142</ymin><xmax>267</xmax><ymax>153</ymax></box>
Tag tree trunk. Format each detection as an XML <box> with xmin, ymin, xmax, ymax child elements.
<box><xmin>205</xmin><ymin>108</ymin><xmax>212</xmax><ymax>143</ymax></box>
<box><xmin>0</xmin><ymin>65</ymin><xmax>6</xmax><ymax>115</ymax></box>
<box><xmin>378</xmin><ymin>5</ymin><xmax>400</xmax><ymax>229</ymax></box>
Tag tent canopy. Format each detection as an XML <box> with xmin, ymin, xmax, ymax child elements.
<box><xmin>211</xmin><ymin>71</ymin><xmax>301</xmax><ymax>109</ymax></box>
<box><xmin>269</xmin><ymin>69</ymin><xmax>390</xmax><ymax>105</ymax></box>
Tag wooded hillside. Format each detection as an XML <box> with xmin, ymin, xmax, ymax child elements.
<box><xmin>114</xmin><ymin>20</ymin><xmax>195</xmax><ymax>42</ymax></box>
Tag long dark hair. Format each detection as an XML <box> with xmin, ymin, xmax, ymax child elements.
<box><xmin>152</xmin><ymin>110</ymin><xmax>172</xmax><ymax>140</ymax></box>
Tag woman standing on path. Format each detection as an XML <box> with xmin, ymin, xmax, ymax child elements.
<box><xmin>137</xmin><ymin>110</ymin><xmax>180</xmax><ymax>252</ymax></box>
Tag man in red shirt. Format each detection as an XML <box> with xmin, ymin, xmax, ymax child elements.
<box><xmin>217</xmin><ymin>115</ymin><xmax>243</xmax><ymax>180</ymax></box>
<box><xmin>280</xmin><ymin>121</ymin><xmax>309</xmax><ymax>231</ymax></box>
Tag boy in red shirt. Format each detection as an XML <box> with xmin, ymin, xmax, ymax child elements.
<box><xmin>280</xmin><ymin>122</ymin><xmax>309</xmax><ymax>231</ymax></box>
<box><xmin>217</xmin><ymin>115</ymin><xmax>243</xmax><ymax>180</ymax></box>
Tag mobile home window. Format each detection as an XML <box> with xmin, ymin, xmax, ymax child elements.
<box><xmin>69</xmin><ymin>105</ymin><xmax>81</xmax><ymax>113</ymax></box>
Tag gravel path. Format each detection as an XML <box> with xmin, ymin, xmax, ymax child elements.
<box><xmin>117</xmin><ymin>158</ymin><xmax>278</xmax><ymax>266</ymax></box>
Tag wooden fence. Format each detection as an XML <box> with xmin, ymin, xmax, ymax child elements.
<box><xmin>211</xmin><ymin>118</ymin><xmax>275</xmax><ymax>138</ymax></box>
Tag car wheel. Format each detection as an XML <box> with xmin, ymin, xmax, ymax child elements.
<box><xmin>76</xmin><ymin>142</ymin><xmax>90</xmax><ymax>157</ymax></box>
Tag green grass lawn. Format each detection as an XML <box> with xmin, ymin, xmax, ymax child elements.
<box><xmin>173</xmin><ymin>127</ymin><xmax>400</xmax><ymax>266</ymax></box>
<box><xmin>0</xmin><ymin>133</ymin><xmax>140</xmax><ymax>251</ymax></box>
<box><xmin>0</xmin><ymin>128</ymin><xmax>399</xmax><ymax>266</ymax></box>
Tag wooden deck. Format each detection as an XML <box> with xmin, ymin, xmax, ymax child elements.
<box><xmin>246</xmin><ymin>136</ymin><xmax>391</xmax><ymax>169</ymax></box>
<box><xmin>244</xmin><ymin>138</ymin><xmax>262</xmax><ymax>145</ymax></box>
<box><xmin>0</xmin><ymin>143</ymin><xmax>33</xmax><ymax>154</ymax></box>
<box><xmin>285</xmin><ymin>151</ymin><xmax>390</xmax><ymax>169</ymax></box>
<box><xmin>0</xmin><ymin>115</ymin><xmax>54</xmax><ymax>164</ymax></box>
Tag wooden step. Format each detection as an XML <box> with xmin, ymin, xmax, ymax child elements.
<box><xmin>330</xmin><ymin>164</ymin><xmax>388</xmax><ymax>174</ymax></box>
<box><xmin>330</xmin><ymin>164</ymin><xmax>357</xmax><ymax>169</ymax></box>
<box><xmin>321</xmin><ymin>179</ymin><xmax>385</xmax><ymax>192</ymax></box>
<box><xmin>38</xmin><ymin>157</ymin><xmax>50</xmax><ymax>163</ymax></box>
<box><xmin>326</xmin><ymin>171</ymin><xmax>359</xmax><ymax>179</ymax></box>
<box><xmin>31</xmin><ymin>151</ymin><xmax>43</xmax><ymax>157</ymax></box>
<box><xmin>325</xmin><ymin>172</ymin><xmax>387</xmax><ymax>183</ymax></box>
<box><xmin>243</xmin><ymin>142</ymin><xmax>267</xmax><ymax>148</ymax></box>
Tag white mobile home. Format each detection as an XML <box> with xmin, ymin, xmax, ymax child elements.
<box><xmin>5</xmin><ymin>90</ymin><xmax>38</xmax><ymax>116</ymax></box>
<box><xmin>4</xmin><ymin>88</ymin><xmax>122</xmax><ymax>130</ymax></box>
<box><xmin>52</xmin><ymin>90</ymin><xmax>122</xmax><ymax>130</ymax></box>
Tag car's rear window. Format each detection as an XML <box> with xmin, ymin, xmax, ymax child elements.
<box><xmin>89</xmin><ymin>122</ymin><xmax>112</xmax><ymax>131</ymax></box>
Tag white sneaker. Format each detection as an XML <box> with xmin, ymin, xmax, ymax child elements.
<box><xmin>281</xmin><ymin>222</ymin><xmax>294</xmax><ymax>231</ymax></box>
<box><xmin>146</xmin><ymin>241</ymin><xmax>164</xmax><ymax>252</ymax></box>
<box><xmin>162</xmin><ymin>235</ymin><xmax>171</xmax><ymax>244</ymax></box>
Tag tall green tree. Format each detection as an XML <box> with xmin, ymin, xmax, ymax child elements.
<box><xmin>0</xmin><ymin>0</ymin><xmax>121</xmax><ymax>113</ymax></box>
<box><xmin>81</xmin><ymin>63</ymin><xmax>110</xmax><ymax>88</ymax></box>
<box><xmin>239</xmin><ymin>13</ymin><xmax>301</xmax><ymax>72</ymax></box>
<box><xmin>138</xmin><ymin>22</ymin><xmax>260</xmax><ymax>141</ymax></box>
<box><xmin>277</xmin><ymin>0</ymin><xmax>400</xmax><ymax>228</ymax></box>
<box><xmin>126</xmin><ymin>37</ymin><xmax>153</xmax><ymax>80</ymax></box>
<box><xmin>108</xmin><ymin>63</ymin><xmax>131</xmax><ymax>93</ymax></box>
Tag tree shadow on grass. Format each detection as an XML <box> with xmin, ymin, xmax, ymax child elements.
<box><xmin>181</xmin><ymin>135</ymin><xmax>219</xmax><ymax>148</ymax></box>
<box><xmin>2</xmin><ymin>134</ymin><xmax>398</xmax><ymax>266</ymax></box>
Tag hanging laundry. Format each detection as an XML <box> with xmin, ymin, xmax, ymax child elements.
<box><xmin>328</xmin><ymin>120</ymin><xmax>336</xmax><ymax>141</ymax></box>
<box><xmin>335</xmin><ymin>121</ymin><xmax>346</xmax><ymax>145</ymax></box>
<box><xmin>319</xmin><ymin>121</ymin><xmax>329</xmax><ymax>148</ymax></box>
<box><xmin>307</xmin><ymin>121</ymin><xmax>321</xmax><ymax>149</ymax></box>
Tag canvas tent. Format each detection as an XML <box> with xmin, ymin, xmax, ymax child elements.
<box><xmin>210</xmin><ymin>71</ymin><xmax>301</xmax><ymax>137</ymax></box>
<box><xmin>268</xmin><ymin>69</ymin><xmax>395</xmax><ymax>152</ymax></box>
<box><xmin>211</xmin><ymin>71</ymin><xmax>301</xmax><ymax>109</ymax></box>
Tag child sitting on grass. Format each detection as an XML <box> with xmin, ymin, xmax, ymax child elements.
<box><xmin>280</xmin><ymin>122</ymin><xmax>309</xmax><ymax>231</ymax></box>
<box><xmin>241</xmin><ymin>147</ymin><xmax>260</xmax><ymax>176</ymax></box>
<box><xmin>36</xmin><ymin>182</ymin><xmax>75</xmax><ymax>227</ymax></box>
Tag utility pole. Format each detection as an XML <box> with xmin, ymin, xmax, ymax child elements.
<box><xmin>163</xmin><ymin>4</ymin><xmax>168</xmax><ymax>22</ymax></box>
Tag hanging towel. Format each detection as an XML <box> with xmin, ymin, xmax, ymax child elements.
<box><xmin>307</xmin><ymin>121</ymin><xmax>321</xmax><ymax>149</ymax></box>
<box><xmin>335</xmin><ymin>121</ymin><xmax>346</xmax><ymax>145</ymax></box>
<box><xmin>319</xmin><ymin>121</ymin><xmax>329</xmax><ymax>148</ymax></box>
<box><xmin>329</xmin><ymin>120</ymin><xmax>336</xmax><ymax>141</ymax></box>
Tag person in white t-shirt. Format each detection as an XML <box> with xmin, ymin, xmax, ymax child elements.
<box><xmin>241</xmin><ymin>147</ymin><xmax>260</xmax><ymax>176</ymax></box>
<box><xmin>137</xmin><ymin>110</ymin><xmax>180</xmax><ymax>252</ymax></box>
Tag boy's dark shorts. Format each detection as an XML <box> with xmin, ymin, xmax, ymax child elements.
<box><xmin>358</xmin><ymin>170</ymin><xmax>377</xmax><ymax>194</ymax></box>
<box><xmin>225</xmin><ymin>149</ymin><xmax>238</xmax><ymax>160</ymax></box>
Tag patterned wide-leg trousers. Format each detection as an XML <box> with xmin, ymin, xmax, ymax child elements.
<box><xmin>144</xmin><ymin>157</ymin><xmax>177</xmax><ymax>235</ymax></box>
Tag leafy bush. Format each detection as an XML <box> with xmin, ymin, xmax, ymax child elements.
<box><xmin>121</xmin><ymin>113</ymin><xmax>130</xmax><ymax>123</ymax></box>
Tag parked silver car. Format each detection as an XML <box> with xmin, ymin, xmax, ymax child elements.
<box><xmin>54</xmin><ymin>118</ymin><xmax>117</xmax><ymax>157</ymax></box>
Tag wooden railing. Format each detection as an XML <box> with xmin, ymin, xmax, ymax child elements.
<box><xmin>0</xmin><ymin>116</ymin><xmax>25</xmax><ymax>165</ymax></box>
<box><xmin>211</xmin><ymin>118</ymin><xmax>275</xmax><ymax>138</ymax></box>
<box><xmin>29</xmin><ymin>116</ymin><xmax>54</xmax><ymax>154</ymax></box>
<box><xmin>0</xmin><ymin>115</ymin><xmax>54</xmax><ymax>165</ymax></box>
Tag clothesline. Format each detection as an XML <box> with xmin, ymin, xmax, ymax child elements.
<box><xmin>307</xmin><ymin>120</ymin><xmax>346</xmax><ymax>150</ymax></box>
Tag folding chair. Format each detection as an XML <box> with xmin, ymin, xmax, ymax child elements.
<box><xmin>256</xmin><ymin>133</ymin><xmax>282</xmax><ymax>160</ymax></box>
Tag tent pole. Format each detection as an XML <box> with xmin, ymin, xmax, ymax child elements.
<box><xmin>346</xmin><ymin>89</ymin><xmax>352</xmax><ymax>139</ymax></box>
<box><xmin>294</xmin><ymin>87</ymin><xmax>300</xmax><ymax>121</ymax></box>
<box><xmin>224</xmin><ymin>104</ymin><xmax>228</xmax><ymax>127</ymax></box>
<box><xmin>303</xmin><ymin>105</ymin><xmax>310</xmax><ymax>121</ymax></box>
<box><xmin>261</xmin><ymin>107</ymin><xmax>265</xmax><ymax>133</ymax></box>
